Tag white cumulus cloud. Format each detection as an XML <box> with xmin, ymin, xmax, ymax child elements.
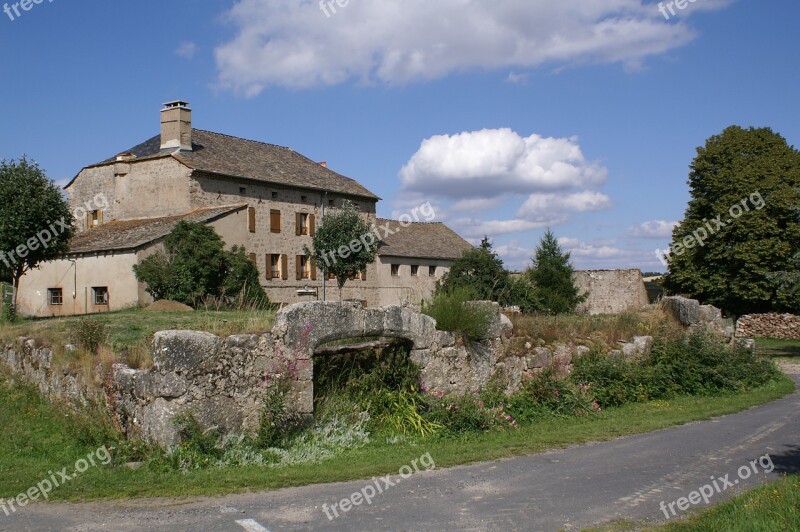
<box><xmin>215</xmin><ymin>0</ymin><xmax>713</xmax><ymax>93</ymax></box>
<box><xmin>518</xmin><ymin>191</ymin><xmax>612</xmax><ymax>222</ymax></box>
<box><xmin>400</xmin><ymin>128</ymin><xmax>607</xmax><ymax>198</ymax></box>
<box><xmin>628</xmin><ymin>219</ymin><xmax>679</xmax><ymax>238</ymax></box>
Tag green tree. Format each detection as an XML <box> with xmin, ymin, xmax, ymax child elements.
<box><xmin>437</xmin><ymin>237</ymin><xmax>512</xmax><ymax>303</ymax></box>
<box><xmin>305</xmin><ymin>200</ymin><xmax>377</xmax><ymax>300</ymax></box>
<box><xmin>525</xmin><ymin>230</ymin><xmax>585</xmax><ymax>314</ymax></box>
<box><xmin>663</xmin><ymin>126</ymin><xmax>800</xmax><ymax>315</ymax></box>
<box><xmin>134</xmin><ymin>222</ymin><xmax>269</xmax><ymax>307</ymax></box>
<box><xmin>0</xmin><ymin>157</ymin><xmax>74</xmax><ymax>309</ymax></box>
<box><xmin>223</xmin><ymin>245</ymin><xmax>271</xmax><ymax>309</ymax></box>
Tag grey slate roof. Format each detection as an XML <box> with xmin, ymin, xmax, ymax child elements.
<box><xmin>84</xmin><ymin>130</ymin><xmax>379</xmax><ymax>200</ymax></box>
<box><xmin>68</xmin><ymin>205</ymin><xmax>247</xmax><ymax>254</ymax></box>
<box><xmin>376</xmin><ymin>219</ymin><xmax>473</xmax><ymax>260</ymax></box>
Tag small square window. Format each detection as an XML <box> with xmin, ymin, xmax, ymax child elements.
<box><xmin>272</xmin><ymin>192</ymin><xmax>278</xmax><ymax>199</ymax></box>
<box><xmin>48</xmin><ymin>288</ymin><xmax>63</xmax><ymax>306</ymax></box>
<box><xmin>429</xmin><ymin>266</ymin><xmax>437</xmax><ymax>277</ymax></box>
<box><xmin>239</xmin><ymin>187</ymin><xmax>247</xmax><ymax>194</ymax></box>
<box><xmin>328</xmin><ymin>199</ymin><xmax>334</xmax><ymax>207</ymax></box>
<box><xmin>301</xmin><ymin>195</ymin><xmax>307</xmax><ymax>202</ymax></box>
<box><xmin>391</xmin><ymin>264</ymin><xmax>400</xmax><ymax>277</ymax></box>
<box><xmin>411</xmin><ymin>265</ymin><xmax>419</xmax><ymax>277</ymax></box>
<box><xmin>93</xmin><ymin>287</ymin><xmax>109</xmax><ymax>305</ymax></box>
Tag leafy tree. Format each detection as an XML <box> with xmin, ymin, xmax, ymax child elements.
<box><xmin>525</xmin><ymin>230</ymin><xmax>585</xmax><ymax>314</ymax></box>
<box><xmin>305</xmin><ymin>200</ymin><xmax>377</xmax><ymax>300</ymax></box>
<box><xmin>0</xmin><ymin>157</ymin><xmax>74</xmax><ymax>309</ymax></box>
<box><xmin>134</xmin><ymin>221</ymin><xmax>269</xmax><ymax>308</ymax></box>
<box><xmin>438</xmin><ymin>237</ymin><xmax>513</xmax><ymax>303</ymax></box>
<box><xmin>223</xmin><ymin>245</ymin><xmax>271</xmax><ymax>309</ymax></box>
<box><xmin>663</xmin><ymin>126</ymin><xmax>800</xmax><ymax>315</ymax></box>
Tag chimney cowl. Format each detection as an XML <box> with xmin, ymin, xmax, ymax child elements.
<box><xmin>160</xmin><ymin>100</ymin><xmax>192</xmax><ymax>152</ymax></box>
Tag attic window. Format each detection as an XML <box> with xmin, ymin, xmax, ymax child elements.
<box><xmin>272</xmin><ymin>192</ymin><xmax>278</xmax><ymax>199</ymax></box>
<box><xmin>328</xmin><ymin>199</ymin><xmax>334</xmax><ymax>207</ymax></box>
<box><xmin>301</xmin><ymin>195</ymin><xmax>307</xmax><ymax>202</ymax></box>
<box><xmin>391</xmin><ymin>264</ymin><xmax>400</xmax><ymax>277</ymax></box>
<box><xmin>239</xmin><ymin>187</ymin><xmax>247</xmax><ymax>194</ymax></box>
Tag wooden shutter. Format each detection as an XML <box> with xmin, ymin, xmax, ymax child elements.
<box><xmin>309</xmin><ymin>214</ymin><xmax>316</xmax><ymax>236</ymax></box>
<box><xmin>248</xmin><ymin>253</ymin><xmax>257</xmax><ymax>265</ymax></box>
<box><xmin>295</xmin><ymin>213</ymin><xmax>302</xmax><ymax>236</ymax></box>
<box><xmin>296</xmin><ymin>256</ymin><xmax>302</xmax><ymax>280</ymax></box>
<box><xmin>361</xmin><ymin>268</ymin><xmax>366</xmax><ymax>281</ymax></box>
<box><xmin>310</xmin><ymin>258</ymin><xmax>317</xmax><ymax>281</ymax></box>
<box><xmin>271</xmin><ymin>210</ymin><xmax>281</xmax><ymax>233</ymax></box>
<box><xmin>248</xmin><ymin>207</ymin><xmax>256</xmax><ymax>233</ymax></box>
<box><xmin>84</xmin><ymin>212</ymin><xmax>90</xmax><ymax>229</ymax></box>
<box><xmin>99</xmin><ymin>211</ymin><xmax>104</xmax><ymax>225</ymax></box>
<box><xmin>281</xmin><ymin>255</ymin><xmax>288</xmax><ymax>280</ymax></box>
<box><xmin>265</xmin><ymin>255</ymin><xmax>272</xmax><ymax>280</ymax></box>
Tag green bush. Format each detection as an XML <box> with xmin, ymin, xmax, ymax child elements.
<box><xmin>426</xmin><ymin>392</ymin><xmax>517</xmax><ymax>435</ymax></box>
<box><xmin>507</xmin><ymin>366</ymin><xmax>600</xmax><ymax>421</ymax></box>
<box><xmin>71</xmin><ymin>318</ymin><xmax>108</xmax><ymax>354</ymax></box>
<box><xmin>571</xmin><ymin>331</ymin><xmax>781</xmax><ymax>407</ymax></box>
<box><xmin>421</xmin><ymin>287</ymin><xmax>492</xmax><ymax>342</ymax></box>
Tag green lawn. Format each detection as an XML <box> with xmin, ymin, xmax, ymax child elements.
<box><xmin>0</xmin><ymin>307</ymin><xmax>275</xmax><ymax>355</ymax></box>
<box><xmin>756</xmin><ymin>337</ymin><xmax>800</xmax><ymax>360</ymax></box>
<box><xmin>0</xmin><ymin>372</ymin><xmax>793</xmax><ymax>502</ymax></box>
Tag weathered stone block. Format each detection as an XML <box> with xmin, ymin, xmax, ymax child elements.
<box><xmin>152</xmin><ymin>330</ymin><xmax>222</xmax><ymax>374</ymax></box>
<box><xmin>663</xmin><ymin>296</ymin><xmax>702</xmax><ymax>326</ymax></box>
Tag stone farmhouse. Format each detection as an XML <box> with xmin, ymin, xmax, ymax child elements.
<box><xmin>16</xmin><ymin>102</ymin><xmax>473</xmax><ymax>317</ymax></box>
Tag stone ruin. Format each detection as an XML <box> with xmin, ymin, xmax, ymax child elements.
<box><xmin>0</xmin><ymin>297</ymin><xmax>751</xmax><ymax>448</ymax></box>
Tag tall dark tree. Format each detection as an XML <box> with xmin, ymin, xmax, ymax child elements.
<box><xmin>0</xmin><ymin>157</ymin><xmax>74</xmax><ymax>308</ymax></box>
<box><xmin>525</xmin><ymin>230</ymin><xmax>585</xmax><ymax>314</ymax></box>
<box><xmin>663</xmin><ymin>126</ymin><xmax>800</xmax><ymax>315</ymax></box>
<box><xmin>437</xmin><ymin>237</ymin><xmax>512</xmax><ymax>303</ymax></box>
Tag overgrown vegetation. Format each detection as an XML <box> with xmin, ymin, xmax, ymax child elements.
<box><xmin>421</xmin><ymin>286</ymin><xmax>492</xmax><ymax>341</ymax></box>
<box><xmin>133</xmin><ymin>221</ymin><xmax>270</xmax><ymax>309</ymax></box>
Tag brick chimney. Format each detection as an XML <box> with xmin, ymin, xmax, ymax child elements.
<box><xmin>160</xmin><ymin>101</ymin><xmax>192</xmax><ymax>151</ymax></box>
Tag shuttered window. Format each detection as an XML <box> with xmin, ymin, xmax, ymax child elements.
<box><xmin>270</xmin><ymin>210</ymin><xmax>281</xmax><ymax>233</ymax></box>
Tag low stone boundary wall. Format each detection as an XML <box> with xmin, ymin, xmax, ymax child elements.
<box><xmin>736</xmin><ymin>313</ymin><xmax>800</xmax><ymax>339</ymax></box>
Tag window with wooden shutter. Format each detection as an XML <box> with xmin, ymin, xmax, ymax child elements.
<box><xmin>248</xmin><ymin>207</ymin><xmax>256</xmax><ymax>233</ymax></box>
<box><xmin>281</xmin><ymin>255</ymin><xmax>289</xmax><ymax>280</ymax></box>
<box><xmin>270</xmin><ymin>210</ymin><xmax>281</xmax><ymax>233</ymax></box>
<box><xmin>309</xmin><ymin>214</ymin><xmax>316</xmax><ymax>236</ymax></box>
<box><xmin>296</xmin><ymin>256</ymin><xmax>303</xmax><ymax>280</ymax></box>
<box><xmin>265</xmin><ymin>254</ymin><xmax>272</xmax><ymax>280</ymax></box>
<box><xmin>310</xmin><ymin>258</ymin><xmax>317</xmax><ymax>281</ymax></box>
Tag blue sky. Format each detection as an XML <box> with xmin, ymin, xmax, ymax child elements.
<box><xmin>1</xmin><ymin>0</ymin><xmax>798</xmax><ymax>272</ymax></box>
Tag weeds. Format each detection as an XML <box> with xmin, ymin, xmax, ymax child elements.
<box><xmin>421</xmin><ymin>287</ymin><xmax>492</xmax><ymax>342</ymax></box>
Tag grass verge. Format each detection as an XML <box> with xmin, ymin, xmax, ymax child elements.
<box><xmin>0</xmin><ymin>373</ymin><xmax>793</xmax><ymax>502</ymax></box>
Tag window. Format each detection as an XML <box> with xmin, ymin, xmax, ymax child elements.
<box><xmin>93</xmin><ymin>287</ymin><xmax>109</xmax><ymax>305</ymax></box>
<box><xmin>47</xmin><ymin>288</ymin><xmax>63</xmax><ymax>306</ymax></box>
<box><xmin>328</xmin><ymin>271</ymin><xmax>336</xmax><ymax>280</ymax></box>
<box><xmin>239</xmin><ymin>187</ymin><xmax>247</xmax><ymax>194</ymax></box>
<box><xmin>270</xmin><ymin>210</ymin><xmax>281</xmax><ymax>233</ymax></box>
<box><xmin>271</xmin><ymin>191</ymin><xmax>278</xmax><ymax>199</ymax></box>
<box><xmin>268</xmin><ymin>254</ymin><xmax>285</xmax><ymax>280</ymax></box>
<box><xmin>88</xmin><ymin>210</ymin><xmax>103</xmax><ymax>228</ymax></box>
<box><xmin>429</xmin><ymin>266</ymin><xmax>437</xmax><ymax>277</ymax></box>
<box><xmin>328</xmin><ymin>199</ymin><xmax>334</xmax><ymax>207</ymax></box>
<box><xmin>296</xmin><ymin>256</ymin><xmax>317</xmax><ymax>281</ymax></box>
<box><xmin>301</xmin><ymin>195</ymin><xmax>307</xmax><ymax>202</ymax></box>
<box><xmin>248</xmin><ymin>207</ymin><xmax>256</xmax><ymax>233</ymax></box>
<box><xmin>296</xmin><ymin>213</ymin><xmax>315</xmax><ymax>236</ymax></box>
<box><xmin>411</xmin><ymin>265</ymin><xmax>419</xmax><ymax>277</ymax></box>
<box><xmin>391</xmin><ymin>264</ymin><xmax>400</xmax><ymax>277</ymax></box>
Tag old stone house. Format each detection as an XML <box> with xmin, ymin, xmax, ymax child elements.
<box><xmin>16</xmin><ymin>102</ymin><xmax>472</xmax><ymax>317</ymax></box>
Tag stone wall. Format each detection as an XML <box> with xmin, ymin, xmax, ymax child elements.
<box><xmin>1</xmin><ymin>302</ymin><xmax>514</xmax><ymax>448</ymax></box>
<box><xmin>736</xmin><ymin>314</ymin><xmax>800</xmax><ymax>339</ymax></box>
<box><xmin>573</xmin><ymin>269</ymin><xmax>650</xmax><ymax>315</ymax></box>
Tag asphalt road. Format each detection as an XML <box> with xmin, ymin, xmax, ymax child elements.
<box><xmin>3</xmin><ymin>372</ymin><xmax>798</xmax><ymax>532</ymax></box>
